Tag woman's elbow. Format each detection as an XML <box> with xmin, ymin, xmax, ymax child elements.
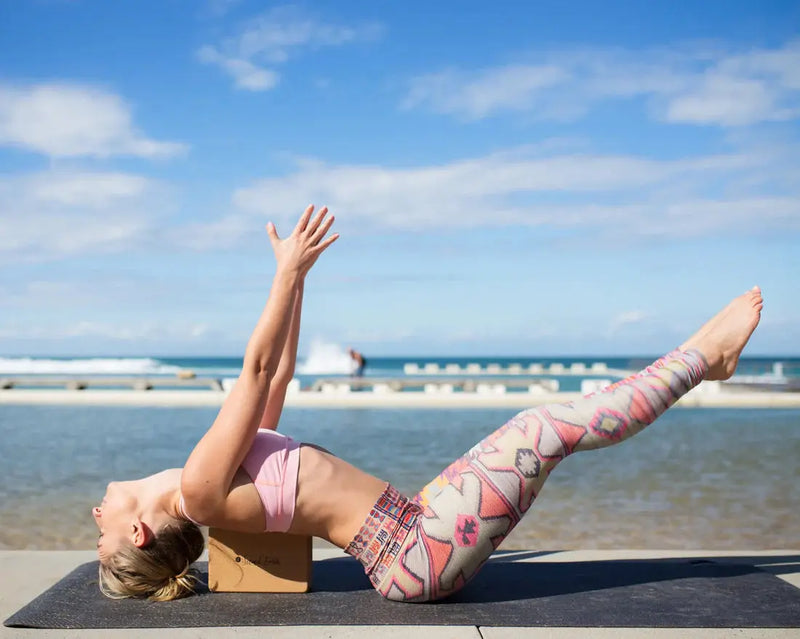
<box><xmin>242</xmin><ymin>347</ymin><xmax>280</xmax><ymax>380</ymax></box>
<box><xmin>271</xmin><ymin>367</ymin><xmax>294</xmax><ymax>390</ymax></box>
<box><xmin>233</xmin><ymin>361</ymin><xmax>274</xmax><ymax>397</ymax></box>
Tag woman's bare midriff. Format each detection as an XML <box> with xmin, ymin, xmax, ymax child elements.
<box><xmin>288</xmin><ymin>444</ymin><xmax>387</xmax><ymax>548</ymax></box>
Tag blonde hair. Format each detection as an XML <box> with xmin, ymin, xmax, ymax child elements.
<box><xmin>98</xmin><ymin>520</ymin><xmax>204</xmax><ymax>601</ymax></box>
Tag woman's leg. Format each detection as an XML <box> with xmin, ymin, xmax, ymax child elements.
<box><xmin>375</xmin><ymin>287</ymin><xmax>763</xmax><ymax>602</ymax></box>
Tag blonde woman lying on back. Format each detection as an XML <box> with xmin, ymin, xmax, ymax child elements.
<box><xmin>93</xmin><ymin>205</ymin><xmax>763</xmax><ymax>603</ymax></box>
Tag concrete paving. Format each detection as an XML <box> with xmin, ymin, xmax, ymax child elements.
<box><xmin>2</xmin><ymin>549</ymin><xmax>798</xmax><ymax>638</ymax></box>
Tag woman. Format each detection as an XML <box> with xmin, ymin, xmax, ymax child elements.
<box><xmin>94</xmin><ymin>205</ymin><xmax>764</xmax><ymax>603</ymax></box>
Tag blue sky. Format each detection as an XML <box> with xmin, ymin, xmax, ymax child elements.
<box><xmin>1</xmin><ymin>0</ymin><xmax>798</xmax><ymax>357</ymax></box>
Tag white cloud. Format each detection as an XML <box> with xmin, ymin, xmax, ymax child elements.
<box><xmin>609</xmin><ymin>310</ymin><xmax>649</xmax><ymax>335</ymax></box>
<box><xmin>198</xmin><ymin>5</ymin><xmax>383</xmax><ymax>91</ymax></box>
<box><xmin>663</xmin><ymin>42</ymin><xmax>800</xmax><ymax>125</ymax></box>
<box><xmin>205</xmin><ymin>0</ymin><xmax>243</xmax><ymax>17</ymax></box>
<box><xmin>665</xmin><ymin>43</ymin><xmax>800</xmax><ymax>126</ymax></box>
<box><xmin>404</xmin><ymin>64</ymin><xmax>571</xmax><ymax>120</ymax></box>
<box><xmin>175</xmin><ymin>212</ymin><xmax>256</xmax><ymax>250</ymax></box>
<box><xmin>226</xmin><ymin>146</ymin><xmax>798</xmax><ymax>239</ymax></box>
<box><xmin>31</xmin><ymin>171</ymin><xmax>150</xmax><ymax>207</ymax></box>
<box><xmin>197</xmin><ymin>46</ymin><xmax>279</xmax><ymax>91</ymax></box>
<box><xmin>0</xmin><ymin>83</ymin><xmax>187</xmax><ymax>158</ymax></box>
<box><xmin>0</xmin><ymin>321</ymin><xmax>212</xmax><ymax>342</ymax></box>
<box><xmin>666</xmin><ymin>75</ymin><xmax>776</xmax><ymax>126</ymax></box>
<box><xmin>0</xmin><ymin>170</ymin><xmax>167</xmax><ymax>262</ymax></box>
<box><xmin>0</xmin><ymin>280</ymin><xmax>95</xmax><ymax>310</ymax></box>
<box><xmin>403</xmin><ymin>40</ymin><xmax>800</xmax><ymax>127</ymax></box>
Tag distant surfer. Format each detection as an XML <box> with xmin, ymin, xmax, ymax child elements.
<box><xmin>348</xmin><ymin>347</ymin><xmax>366</xmax><ymax>377</ymax></box>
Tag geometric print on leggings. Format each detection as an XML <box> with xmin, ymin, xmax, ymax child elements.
<box><xmin>370</xmin><ymin>348</ymin><xmax>707</xmax><ymax>602</ymax></box>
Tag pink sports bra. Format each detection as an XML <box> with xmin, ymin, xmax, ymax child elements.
<box><xmin>180</xmin><ymin>429</ymin><xmax>301</xmax><ymax>532</ymax></box>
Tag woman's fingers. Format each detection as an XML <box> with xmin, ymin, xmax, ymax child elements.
<box><xmin>304</xmin><ymin>205</ymin><xmax>328</xmax><ymax>237</ymax></box>
<box><xmin>275</xmin><ymin>205</ymin><xmax>337</xmax><ymax>273</ymax></box>
<box><xmin>314</xmin><ymin>232</ymin><xmax>339</xmax><ymax>253</ymax></box>
<box><xmin>293</xmin><ymin>204</ymin><xmax>315</xmax><ymax>235</ymax></box>
<box><xmin>265</xmin><ymin>222</ymin><xmax>280</xmax><ymax>244</ymax></box>
<box><xmin>310</xmin><ymin>214</ymin><xmax>335</xmax><ymax>245</ymax></box>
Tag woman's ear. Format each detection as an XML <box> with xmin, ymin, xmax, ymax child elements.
<box><xmin>130</xmin><ymin>519</ymin><xmax>153</xmax><ymax>548</ymax></box>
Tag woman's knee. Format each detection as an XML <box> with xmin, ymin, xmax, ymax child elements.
<box><xmin>376</xmin><ymin>585</ymin><xmax>434</xmax><ymax>603</ymax></box>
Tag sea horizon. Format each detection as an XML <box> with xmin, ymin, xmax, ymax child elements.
<box><xmin>2</xmin><ymin>349</ymin><xmax>798</xmax><ymax>388</ymax></box>
<box><xmin>4</xmin><ymin>351</ymin><xmax>800</xmax><ymax>359</ymax></box>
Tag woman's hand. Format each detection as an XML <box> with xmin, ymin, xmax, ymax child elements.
<box><xmin>266</xmin><ymin>205</ymin><xmax>339</xmax><ymax>276</ymax></box>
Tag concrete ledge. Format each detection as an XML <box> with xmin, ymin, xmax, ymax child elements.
<box><xmin>2</xmin><ymin>549</ymin><xmax>798</xmax><ymax>638</ymax></box>
<box><xmin>1</xmin><ymin>389</ymin><xmax>798</xmax><ymax>409</ymax></box>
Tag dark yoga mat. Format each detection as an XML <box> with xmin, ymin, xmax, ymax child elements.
<box><xmin>6</xmin><ymin>553</ymin><xmax>800</xmax><ymax>628</ymax></box>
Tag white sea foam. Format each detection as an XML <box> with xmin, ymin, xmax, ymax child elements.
<box><xmin>297</xmin><ymin>339</ymin><xmax>356</xmax><ymax>375</ymax></box>
<box><xmin>0</xmin><ymin>357</ymin><xmax>182</xmax><ymax>376</ymax></box>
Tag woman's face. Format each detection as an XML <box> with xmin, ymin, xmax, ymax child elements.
<box><xmin>92</xmin><ymin>480</ymin><xmax>138</xmax><ymax>561</ymax></box>
<box><xmin>92</xmin><ymin>469</ymin><xmax>182</xmax><ymax>561</ymax></box>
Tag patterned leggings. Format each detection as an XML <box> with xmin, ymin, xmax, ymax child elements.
<box><xmin>345</xmin><ymin>349</ymin><xmax>708</xmax><ymax>602</ymax></box>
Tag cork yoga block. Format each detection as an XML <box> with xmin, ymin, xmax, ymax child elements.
<box><xmin>207</xmin><ymin>528</ymin><xmax>312</xmax><ymax>593</ymax></box>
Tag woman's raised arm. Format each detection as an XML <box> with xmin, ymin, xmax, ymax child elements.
<box><xmin>257</xmin><ymin>278</ymin><xmax>305</xmax><ymax>431</ymax></box>
<box><xmin>180</xmin><ymin>206</ymin><xmax>337</xmax><ymax>521</ymax></box>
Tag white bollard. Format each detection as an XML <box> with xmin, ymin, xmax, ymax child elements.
<box><xmin>544</xmin><ymin>379</ymin><xmax>560</xmax><ymax>392</ymax></box>
<box><xmin>529</xmin><ymin>379</ymin><xmax>560</xmax><ymax>393</ymax></box>
<box><xmin>476</xmin><ymin>383</ymin><xmax>506</xmax><ymax>395</ymax></box>
<box><xmin>321</xmin><ymin>382</ymin><xmax>352</xmax><ymax>394</ymax></box>
<box><xmin>404</xmin><ymin>363</ymin><xmax>420</xmax><ymax>375</ymax></box>
<box><xmin>580</xmin><ymin>379</ymin><xmax>611</xmax><ymax>394</ymax></box>
<box><xmin>425</xmin><ymin>383</ymin><xmax>454</xmax><ymax>394</ymax></box>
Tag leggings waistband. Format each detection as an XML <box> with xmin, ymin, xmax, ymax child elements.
<box><xmin>344</xmin><ymin>484</ymin><xmax>420</xmax><ymax>587</ymax></box>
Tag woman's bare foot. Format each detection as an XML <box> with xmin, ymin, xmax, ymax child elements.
<box><xmin>679</xmin><ymin>286</ymin><xmax>763</xmax><ymax>380</ymax></box>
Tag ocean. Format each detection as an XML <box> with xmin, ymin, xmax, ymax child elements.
<box><xmin>2</xmin><ymin>348</ymin><xmax>798</xmax><ymax>391</ymax></box>
<box><xmin>1</xmin><ymin>349</ymin><xmax>799</xmax><ymax>551</ymax></box>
